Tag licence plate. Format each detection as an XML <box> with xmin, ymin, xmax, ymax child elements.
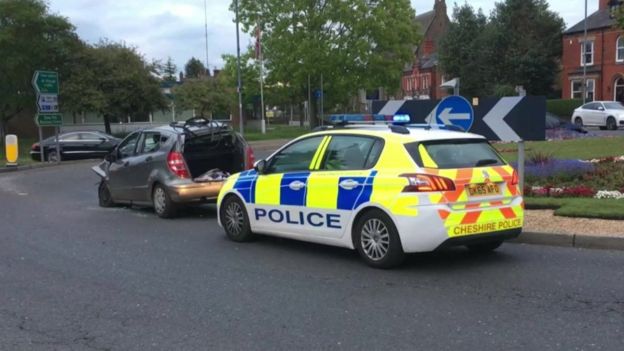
<box><xmin>467</xmin><ymin>183</ymin><xmax>500</xmax><ymax>197</ymax></box>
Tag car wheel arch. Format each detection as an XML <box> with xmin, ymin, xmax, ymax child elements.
<box><xmin>349</xmin><ymin>204</ymin><xmax>398</xmax><ymax>249</ymax></box>
<box><xmin>218</xmin><ymin>192</ymin><xmax>247</xmax><ymax>226</ymax></box>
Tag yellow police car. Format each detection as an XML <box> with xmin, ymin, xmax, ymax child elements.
<box><xmin>217</xmin><ymin>115</ymin><xmax>523</xmax><ymax>268</ymax></box>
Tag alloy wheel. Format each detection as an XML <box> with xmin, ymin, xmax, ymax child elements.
<box><xmin>224</xmin><ymin>201</ymin><xmax>244</xmax><ymax>236</ymax></box>
<box><xmin>153</xmin><ymin>187</ymin><xmax>167</xmax><ymax>214</ymax></box>
<box><xmin>360</xmin><ymin>218</ymin><xmax>390</xmax><ymax>261</ymax></box>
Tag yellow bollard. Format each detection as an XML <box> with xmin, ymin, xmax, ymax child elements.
<box><xmin>5</xmin><ymin>134</ymin><xmax>18</xmax><ymax>166</ymax></box>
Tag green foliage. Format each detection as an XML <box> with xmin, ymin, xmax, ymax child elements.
<box><xmin>233</xmin><ymin>0</ymin><xmax>420</xmax><ymax>124</ymax></box>
<box><xmin>0</xmin><ymin>0</ymin><xmax>80</xmax><ymax>136</ymax></box>
<box><xmin>219</xmin><ymin>48</ymin><xmax>261</xmax><ymax>117</ymax></box>
<box><xmin>495</xmin><ymin>137</ymin><xmax>624</xmax><ymax>163</ymax></box>
<box><xmin>163</xmin><ymin>57</ymin><xmax>177</xmax><ymax>82</ymax></box>
<box><xmin>439</xmin><ymin>0</ymin><xmax>564</xmax><ymax>98</ymax></box>
<box><xmin>91</xmin><ymin>41</ymin><xmax>167</xmax><ymax>132</ymax></box>
<box><xmin>525</xmin><ymin>197</ymin><xmax>624</xmax><ymax>220</ymax></box>
<box><xmin>546</xmin><ymin>99</ymin><xmax>583</xmax><ymax>118</ymax></box>
<box><xmin>184</xmin><ymin>57</ymin><xmax>206</xmax><ymax>79</ymax></box>
<box><xmin>173</xmin><ymin>78</ymin><xmax>230</xmax><ymax>118</ymax></box>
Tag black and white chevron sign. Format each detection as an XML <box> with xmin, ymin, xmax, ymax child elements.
<box><xmin>372</xmin><ymin>96</ymin><xmax>546</xmax><ymax>141</ymax></box>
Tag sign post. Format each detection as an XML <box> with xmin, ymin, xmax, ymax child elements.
<box><xmin>32</xmin><ymin>70</ymin><xmax>61</xmax><ymax>163</ymax></box>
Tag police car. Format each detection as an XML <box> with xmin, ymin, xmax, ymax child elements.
<box><xmin>217</xmin><ymin>115</ymin><xmax>523</xmax><ymax>268</ymax></box>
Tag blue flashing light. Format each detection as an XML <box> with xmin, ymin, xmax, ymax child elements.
<box><xmin>392</xmin><ymin>114</ymin><xmax>411</xmax><ymax>123</ymax></box>
<box><xmin>327</xmin><ymin>114</ymin><xmax>394</xmax><ymax>123</ymax></box>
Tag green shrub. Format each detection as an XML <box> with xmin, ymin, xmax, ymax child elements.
<box><xmin>546</xmin><ymin>99</ymin><xmax>583</xmax><ymax>119</ymax></box>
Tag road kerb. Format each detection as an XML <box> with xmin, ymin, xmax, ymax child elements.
<box><xmin>0</xmin><ymin>159</ymin><xmax>96</xmax><ymax>174</ymax></box>
<box><xmin>512</xmin><ymin>231</ymin><xmax>624</xmax><ymax>251</ymax></box>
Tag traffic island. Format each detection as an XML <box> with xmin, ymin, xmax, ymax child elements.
<box><xmin>514</xmin><ymin>210</ymin><xmax>624</xmax><ymax>251</ymax></box>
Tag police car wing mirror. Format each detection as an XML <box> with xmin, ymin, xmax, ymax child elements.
<box><xmin>254</xmin><ymin>159</ymin><xmax>267</xmax><ymax>174</ymax></box>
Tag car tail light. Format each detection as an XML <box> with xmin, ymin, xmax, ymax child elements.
<box><xmin>244</xmin><ymin>145</ymin><xmax>255</xmax><ymax>170</ymax></box>
<box><xmin>167</xmin><ymin>151</ymin><xmax>190</xmax><ymax>178</ymax></box>
<box><xmin>31</xmin><ymin>143</ymin><xmax>39</xmax><ymax>151</ymax></box>
<box><xmin>511</xmin><ymin>169</ymin><xmax>519</xmax><ymax>186</ymax></box>
<box><xmin>400</xmin><ymin>173</ymin><xmax>456</xmax><ymax>192</ymax></box>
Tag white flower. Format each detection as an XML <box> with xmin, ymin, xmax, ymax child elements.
<box><xmin>594</xmin><ymin>190</ymin><xmax>624</xmax><ymax>200</ymax></box>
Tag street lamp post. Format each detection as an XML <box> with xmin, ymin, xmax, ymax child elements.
<box><xmin>582</xmin><ymin>0</ymin><xmax>588</xmax><ymax>104</ymax></box>
<box><xmin>235</xmin><ymin>0</ymin><xmax>244</xmax><ymax>135</ymax></box>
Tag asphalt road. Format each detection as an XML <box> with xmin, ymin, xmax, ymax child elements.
<box><xmin>1</xmin><ymin>162</ymin><xmax>623</xmax><ymax>351</ymax></box>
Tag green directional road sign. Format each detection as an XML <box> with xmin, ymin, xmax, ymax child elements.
<box><xmin>32</xmin><ymin>71</ymin><xmax>59</xmax><ymax>95</ymax></box>
<box><xmin>35</xmin><ymin>113</ymin><xmax>63</xmax><ymax>127</ymax></box>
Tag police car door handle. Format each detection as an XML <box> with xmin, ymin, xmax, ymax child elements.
<box><xmin>288</xmin><ymin>180</ymin><xmax>306</xmax><ymax>191</ymax></box>
<box><xmin>339</xmin><ymin>179</ymin><xmax>360</xmax><ymax>190</ymax></box>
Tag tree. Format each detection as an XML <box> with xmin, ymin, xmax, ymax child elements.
<box><xmin>173</xmin><ymin>78</ymin><xmax>231</xmax><ymax>118</ymax></box>
<box><xmin>233</xmin><ymin>0</ymin><xmax>420</xmax><ymax>125</ymax></box>
<box><xmin>163</xmin><ymin>57</ymin><xmax>177</xmax><ymax>82</ymax></box>
<box><xmin>90</xmin><ymin>41</ymin><xmax>167</xmax><ymax>134</ymax></box>
<box><xmin>219</xmin><ymin>48</ymin><xmax>260</xmax><ymax>118</ymax></box>
<box><xmin>0</xmin><ymin>0</ymin><xmax>81</xmax><ymax>138</ymax></box>
<box><xmin>62</xmin><ymin>45</ymin><xmax>106</xmax><ymax>123</ymax></box>
<box><xmin>438</xmin><ymin>0</ymin><xmax>564</xmax><ymax>98</ymax></box>
<box><xmin>488</xmin><ymin>0</ymin><xmax>564</xmax><ymax>96</ymax></box>
<box><xmin>438</xmin><ymin>4</ymin><xmax>491</xmax><ymax>98</ymax></box>
<box><xmin>185</xmin><ymin>57</ymin><xmax>206</xmax><ymax>79</ymax></box>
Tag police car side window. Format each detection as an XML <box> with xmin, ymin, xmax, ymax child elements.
<box><xmin>267</xmin><ymin>136</ymin><xmax>324</xmax><ymax>173</ymax></box>
<box><xmin>321</xmin><ymin>136</ymin><xmax>379</xmax><ymax>171</ymax></box>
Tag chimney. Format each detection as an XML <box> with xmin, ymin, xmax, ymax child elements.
<box><xmin>434</xmin><ymin>0</ymin><xmax>447</xmax><ymax>14</ymax></box>
<box><xmin>600</xmin><ymin>0</ymin><xmax>615</xmax><ymax>10</ymax></box>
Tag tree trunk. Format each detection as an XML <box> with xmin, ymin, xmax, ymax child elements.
<box><xmin>103</xmin><ymin>114</ymin><xmax>112</xmax><ymax>135</ymax></box>
<box><xmin>0</xmin><ymin>118</ymin><xmax>6</xmax><ymax>141</ymax></box>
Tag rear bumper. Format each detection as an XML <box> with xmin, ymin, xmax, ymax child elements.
<box><xmin>167</xmin><ymin>181</ymin><xmax>225</xmax><ymax>203</ymax></box>
<box><xmin>435</xmin><ymin>228</ymin><xmax>521</xmax><ymax>250</ymax></box>
<box><xmin>393</xmin><ymin>197</ymin><xmax>524</xmax><ymax>253</ymax></box>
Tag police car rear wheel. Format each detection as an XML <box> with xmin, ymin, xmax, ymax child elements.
<box><xmin>221</xmin><ymin>196</ymin><xmax>253</xmax><ymax>242</ymax></box>
<box><xmin>354</xmin><ymin>210</ymin><xmax>405</xmax><ymax>268</ymax></box>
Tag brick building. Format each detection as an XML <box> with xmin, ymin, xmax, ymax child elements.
<box><xmin>401</xmin><ymin>0</ymin><xmax>449</xmax><ymax>100</ymax></box>
<box><xmin>562</xmin><ymin>0</ymin><xmax>624</xmax><ymax>102</ymax></box>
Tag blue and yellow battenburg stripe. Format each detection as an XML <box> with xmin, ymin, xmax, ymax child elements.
<box><xmin>232</xmin><ymin>169</ymin><xmax>378</xmax><ymax>211</ymax></box>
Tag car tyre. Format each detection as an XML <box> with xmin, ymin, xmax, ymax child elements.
<box><xmin>98</xmin><ymin>181</ymin><xmax>115</xmax><ymax>207</ymax></box>
<box><xmin>607</xmin><ymin>117</ymin><xmax>617</xmax><ymax>131</ymax></box>
<box><xmin>574</xmin><ymin>117</ymin><xmax>583</xmax><ymax>127</ymax></box>
<box><xmin>47</xmin><ymin>150</ymin><xmax>60</xmax><ymax>162</ymax></box>
<box><xmin>466</xmin><ymin>240</ymin><xmax>503</xmax><ymax>253</ymax></box>
<box><xmin>220</xmin><ymin>195</ymin><xmax>253</xmax><ymax>242</ymax></box>
<box><xmin>354</xmin><ymin>209</ymin><xmax>405</xmax><ymax>269</ymax></box>
<box><xmin>152</xmin><ymin>184</ymin><xmax>178</xmax><ymax>218</ymax></box>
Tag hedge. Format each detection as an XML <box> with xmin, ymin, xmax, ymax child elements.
<box><xmin>546</xmin><ymin>99</ymin><xmax>583</xmax><ymax>119</ymax></box>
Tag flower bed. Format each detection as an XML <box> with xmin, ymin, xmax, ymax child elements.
<box><xmin>520</xmin><ymin>155</ymin><xmax>624</xmax><ymax>200</ymax></box>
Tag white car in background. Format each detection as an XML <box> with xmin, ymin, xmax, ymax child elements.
<box><xmin>572</xmin><ymin>101</ymin><xmax>624</xmax><ymax>130</ymax></box>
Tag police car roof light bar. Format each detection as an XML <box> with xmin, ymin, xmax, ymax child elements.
<box><xmin>327</xmin><ymin>114</ymin><xmax>412</xmax><ymax>125</ymax></box>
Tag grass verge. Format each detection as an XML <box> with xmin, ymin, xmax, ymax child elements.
<box><xmin>525</xmin><ymin>197</ymin><xmax>624</xmax><ymax>220</ymax></box>
<box><xmin>0</xmin><ymin>138</ymin><xmax>37</xmax><ymax>167</ymax></box>
<box><xmin>243</xmin><ymin>126</ymin><xmax>309</xmax><ymax>141</ymax></box>
<box><xmin>495</xmin><ymin>137</ymin><xmax>624</xmax><ymax>162</ymax></box>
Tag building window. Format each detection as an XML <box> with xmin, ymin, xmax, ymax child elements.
<box><xmin>581</xmin><ymin>41</ymin><xmax>594</xmax><ymax>66</ymax></box>
<box><xmin>571</xmin><ymin>79</ymin><xmax>595</xmax><ymax>101</ymax></box>
<box><xmin>618</xmin><ymin>37</ymin><xmax>624</xmax><ymax>62</ymax></box>
<box><xmin>614</xmin><ymin>77</ymin><xmax>624</xmax><ymax>102</ymax></box>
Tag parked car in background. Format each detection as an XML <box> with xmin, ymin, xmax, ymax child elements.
<box><xmin>572</xmin><ymin>101</ymin><xmax>624</xmax><ymax>130</ymax></box>
<box><xmin>546</xmin><ymin>112</ymin><xmax>587</xmax><ymax>136</ymax></box>
<box><xmin>30</xmin><ymin>131</ymin><xmax>121</xmax><ymax>162</ymax></box>
<box><xmin>92</xmin><ymin>118</ymin><xmax>253</xmax><ymax>218</ymax></box>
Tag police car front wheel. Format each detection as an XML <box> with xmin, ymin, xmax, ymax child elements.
<box><xmin>354</xmin><ymin>210</ymin><xmax>405</xmax><ymax>269</ymax></box>
<box><xmin>221</xmin><ymin>196</ymin><xmax>253</xmax><ymax>242</ymax></box>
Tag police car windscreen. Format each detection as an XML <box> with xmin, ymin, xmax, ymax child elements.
<box><xmin>405</xmin><ymin>139</ymin><xmax>505</xmax><ymax>169</ymax></box>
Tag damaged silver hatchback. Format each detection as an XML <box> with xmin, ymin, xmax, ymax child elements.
<box><xmin>92</xmin><ymin>118</ymin><xmax>254</xmax><ymax>218</ymax></box>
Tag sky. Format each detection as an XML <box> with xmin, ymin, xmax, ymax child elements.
<box><xmin>47</xmin><ymin>0</ymin><xmax>598</xmax><ymax>73</ymax></box>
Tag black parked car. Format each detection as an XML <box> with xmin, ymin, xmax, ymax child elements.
<box><xmin>30</xmin><ymin>131</ymin><xmax>121</xmax><ymax>162</ymax></box>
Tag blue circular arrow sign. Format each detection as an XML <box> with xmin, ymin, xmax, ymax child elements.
<box><xmin>435</xmin><ymin>96</ymin><xmax>474</xmax><ymax>131</ymax></box>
